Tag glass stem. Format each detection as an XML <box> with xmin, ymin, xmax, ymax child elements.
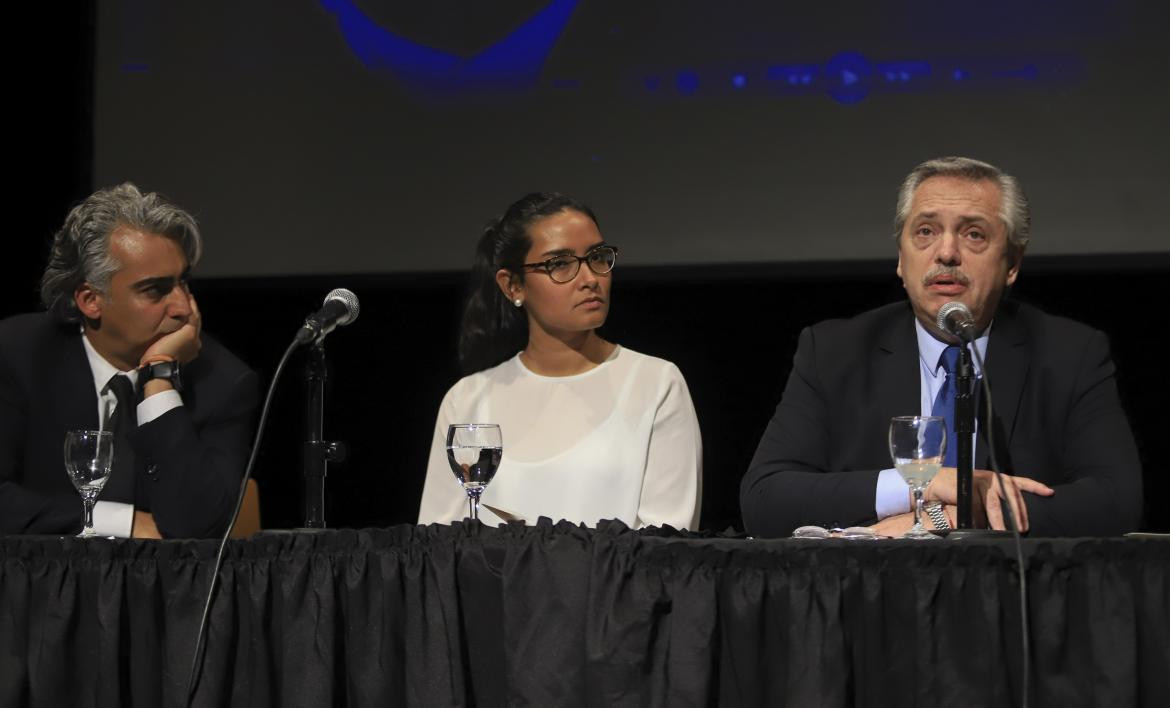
<box><xmin>82</xmin><ymin>493</ymin><xmax>96</xmax><ymax>532</ymax></box>
<box><xmin>467</xmin><ymin>488</ymin><xmax>482</xmax><ymax>521</ymax></box>
<box><xmin>913</xmin><ymin>487</ymin><xmax>925</xmax><ymax>529</ymax></box>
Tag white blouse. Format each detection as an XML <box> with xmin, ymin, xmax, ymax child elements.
<box><xmin>418</xmin><ymin>346</ymin><xmax>702</xmax><ymax>530</ymax></box>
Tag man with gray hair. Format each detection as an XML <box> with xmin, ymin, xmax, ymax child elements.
<box><xmin>0</xmin><ymin>183</ymin><xmax>258</xmax><ymax>537</ymax></box>
<box><xmin>742</xmin><ymin>156</ymin><xmax>1142</xmax><ymax>537</ymax></box>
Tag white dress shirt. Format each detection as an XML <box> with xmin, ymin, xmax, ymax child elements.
<box><xmin>81</xmin><ymin>333</ymin><xmax>183</xmax><ymax>537</ymax></box>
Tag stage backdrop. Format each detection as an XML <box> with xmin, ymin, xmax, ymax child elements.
<box><xmin>92</xmin><ymin>0</ymin><xmax>1170</xmax><ymax>276</ymax></box>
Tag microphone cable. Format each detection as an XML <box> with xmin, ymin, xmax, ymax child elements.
<box><xmin>967</xmin><ymin>344</ymin><xmax>1030</xmax><ymax>708</ymax></box>
<box><xmin>184</xmin><ymin>336</ymin><xmax>300</xmax><ymax>707</ymax></box>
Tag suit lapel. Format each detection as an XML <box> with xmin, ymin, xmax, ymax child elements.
<box><xmin>51</xmin><ymin>330</ymin><xmax>100</xmax><ymax>432</ymax></box>
<box><xmin>980</xmin><ymin>301</ymin><xmax>1028</xmax><ymax>471</ymax></box>
<box><xmin>874</xmin><ymin>307</ymin><xmax>921</xmax><ymax>427</ymax></box>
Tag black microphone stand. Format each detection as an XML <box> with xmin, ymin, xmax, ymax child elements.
<box><xmin>301</xmin><ymin>340</ymin><xmax>345</xmax><ymax>529</ymax></box>
<box><xmin>948</xmin><ymin>339</ymin><xmax>1011</xmax><ymax>539</ymax></box>
<box><xmin>955</xmin><ymin>344</ymin><xmax>975</xmax><ymax>529</ymax></box>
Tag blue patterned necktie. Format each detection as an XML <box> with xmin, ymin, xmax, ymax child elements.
<box><xmin>931</xmin><ymin>346</ymin><xmax>961</xmax><ymax>467</ymax></box>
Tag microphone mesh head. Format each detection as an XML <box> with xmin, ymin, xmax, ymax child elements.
<box><xmin>936</xmin><ymin>301</ymin><xmax>972</xmax><ymax>332</ymax></box>
<box><xmin>324</xmin><ymin>288</ymin><xmax>360</xmax><ymax>326</ymax></box>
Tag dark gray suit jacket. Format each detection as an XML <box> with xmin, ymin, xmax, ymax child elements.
<box><xmin>0</xmin><ymin>312</ymin><xmax>258</xmax><ymax>537</ymax></box>
<box><xmin>741</xmin><ymin>300</ymin><xmax>1142</xmax><ymax>537</ymax></box>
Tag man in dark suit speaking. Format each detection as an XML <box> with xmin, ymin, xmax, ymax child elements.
<box><xmin>742</xmin><ymin>157</ymin><xmax>1142</xmax><ymax>538</ymax></box>
<box><xmin>0</xmin><ymin>184</ymin><xmax>258</xmax><ymax>538</ymax></box>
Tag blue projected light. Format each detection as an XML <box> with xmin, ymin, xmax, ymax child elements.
<box><xmin>876</xmin><ymin>60</ymin><xmax>930</xmax><ymax>86</ymax></box>
<box><xmin>825</xmin><ymin>52</ymin><xmax>872</xmax><ymax>104</ymax></box>
<box><xmin>766</xmin><ymin>64</ymin><xmax>819</xmax><ymax>89</ymax></box>
<box><xmin>318</xmin><ymin>2</ymin><xmax>1075</xmax><ymax>106</ymax></box>
<box><xmin>320</xmin><ymin>0</ymin><xmax>579</xmax><ymax>92</ymax></box>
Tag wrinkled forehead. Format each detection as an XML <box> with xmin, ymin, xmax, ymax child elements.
<box><xmin>908</xmin><ymin>176</ymin><xmax>1004</xmax><ymax>225</ymax></box>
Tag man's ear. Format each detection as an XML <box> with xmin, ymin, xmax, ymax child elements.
<box><xmin>1006</xmin><ymin>250</ymin><xmax>1023</xmax><ymax>287</ymax></box>
<box><xmin>74</xmin><ymin>283</ymin><xmax>104</xmax><ymax>321</ymax></box>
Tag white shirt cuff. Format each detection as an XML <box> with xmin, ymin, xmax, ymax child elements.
<box><xmin>137</xmin><ymin>389</ymin><xmax>183</xmax><ymax>424</ymax></box>
<box><xmin>875</xmin><ymin>468</ymin><xmax>912</xmax><ymax>520</ymax></box>
<box><xmin>93</xmin><ymin>500</ymin><xmax>135</xmax><ymax>538</ymax></box>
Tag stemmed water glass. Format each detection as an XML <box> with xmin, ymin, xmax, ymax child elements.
<box><xmin>889</xmin><ymin>416</ymin><xmax>946</xmax><ymax>539</ymax></box>
<box><xmin>446</xmin><ymin>423</ymin><xmax>502</xmax><ymax>521</ymax></box>
<box><xmin>64</xmin><ymin>429</ymin><xmax>115</xmax><ymax>538</ymax></box>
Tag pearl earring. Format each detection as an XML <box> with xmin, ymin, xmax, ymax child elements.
<box><xmin>513</xmin><ymin>298</ymin><xmax>523</xmax><ymax>307</ymax></box>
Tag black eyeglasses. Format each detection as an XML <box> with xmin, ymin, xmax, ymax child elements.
<box><xmin>523</xmin><ymin>246</ymin><xmax>619</xmax><ymax>284</ymax></box>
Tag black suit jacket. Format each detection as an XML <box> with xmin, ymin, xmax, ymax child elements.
<box><xmin>741</xmin><ymin>300</ymin><xmax>1142</xmax><ymax>537</ymax></box>
<box><xmin>0</xmin><ymin>312</ymin><xmax>259</xmax><ymax>537</ymax></box>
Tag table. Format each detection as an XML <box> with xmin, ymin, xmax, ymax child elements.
<box><xmin>2</xmin><ymin>521</ymin><xmax>1168</xmax><ymax>707</ymax></box>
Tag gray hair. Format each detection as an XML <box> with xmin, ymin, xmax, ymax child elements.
<box><xmin>893</xmin><ymin>156</ymin><xmax>1030</xmax><ymax>254</ymax></box>
<box><xmin>40</xmin><ymin>183</ymin><xmax>202</xmax><ymax>321</ymax></box>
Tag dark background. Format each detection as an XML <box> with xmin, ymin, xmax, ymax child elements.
<box><xmin>5</xmin><ymin>4</ymin><xmax>1167</xmax><ymax>533</ymax></box>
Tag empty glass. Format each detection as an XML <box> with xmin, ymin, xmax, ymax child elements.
<box><xmin>64</xmin><ymin>429</ymin><xmax>114</xmax><ymax>537</ymax></box>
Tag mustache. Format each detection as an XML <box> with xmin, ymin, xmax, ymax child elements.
<box><xmin>921</xmin><ymin>265</ymin><xmax>970</xmax><ymax>287</ymax></box>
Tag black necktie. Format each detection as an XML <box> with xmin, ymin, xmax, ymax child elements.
<box><xmin>102</xmin><ymin>374</ymin><xmax>138</xmax><ymax>504</ymax></box>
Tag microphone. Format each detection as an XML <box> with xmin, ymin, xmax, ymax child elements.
<box><xmin>936</xmin><ymin>301</ymin><xmax>977</xmax><ymax>342</ymax></box>
<box><xmin>296</xmin><ymin>288</ymin><xmax>360</xmax><ymax>344</ymax></box>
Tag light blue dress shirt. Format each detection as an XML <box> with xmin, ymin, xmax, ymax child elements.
<box><xmin>874</xmin><ymin>319</ymin><xmax>989</xmax><ymax>519</ymax></box>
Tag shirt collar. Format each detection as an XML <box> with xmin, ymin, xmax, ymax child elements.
<box><xmin>914</xmin><ymin>318</ymin><xmax>990</xmax><ymax>378</ymax></box>
<box><xmin>80</xmin><ymin>330</ymin><xmax>139</xmax><ymax>394</ymax></box>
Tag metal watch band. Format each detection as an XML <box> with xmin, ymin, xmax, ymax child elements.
<box><xmin>926</xmin><ymin>502</ymin><xmax>951</xmax><ymax>530</ymax></box>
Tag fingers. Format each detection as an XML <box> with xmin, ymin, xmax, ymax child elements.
<box><xmin>983</xmin><ymin>473</ymin><xmax>1030</xmax><ymax>532</ymax></box>
<box><xmin>1013</xmin><ymin>480</ymin><xmax>1029</xmax><ymax>531</ymax></box>
<box><xmin>929</xmin><ymin>468</ymin><xmax>1051</xmax><ymax>531</ymax></box>
<box><xmin>984</xmin><ymin>485</ymin><xmax>1005</xmax><ymax>530</ymax></box>
<box><xmin>142</xmin><ymin>319</ymin><xmax>202</xmax><ymax>365</ymax></box>
<box><xmin>1009</xmin><ymin>475</ymin><xmax>1055</xmax><ymax>496</ymax></box>
<box><xmin>1008</xmin><ymin>479</ymin><xmax>1028</xmax><ymax>531</ymax></box>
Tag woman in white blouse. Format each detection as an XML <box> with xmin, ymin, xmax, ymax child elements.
<box><xmin>418</xmin><ymin>193</ymin><xmax>702</xmax><ymax>529</ymax></box>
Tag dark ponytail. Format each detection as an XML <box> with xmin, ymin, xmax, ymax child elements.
<box><xmin>457</xmin><ymin>192</ymin><xmax>599</xmax><ymax>374</ymax></box>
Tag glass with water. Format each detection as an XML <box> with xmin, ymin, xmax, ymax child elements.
<box><xmin>446</xmin><ymin>423</ymin><xmax>502</xmax><ymax>521</ymax></box>
<box><xmin>889</xmin><ymin>416</ymin><xmax>946</xmax><ymax>539</ymax></box>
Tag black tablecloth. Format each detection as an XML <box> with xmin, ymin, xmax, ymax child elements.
<box><xmin>2</xmin><ymin>521</ymin><xmax>1168</xmax><ymax>707</ymax></box>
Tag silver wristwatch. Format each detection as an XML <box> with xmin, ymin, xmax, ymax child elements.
<box><xmin>925</xmin><ymin>502</ymin><xmax>951</xmax><ymax>530</ymax></box>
